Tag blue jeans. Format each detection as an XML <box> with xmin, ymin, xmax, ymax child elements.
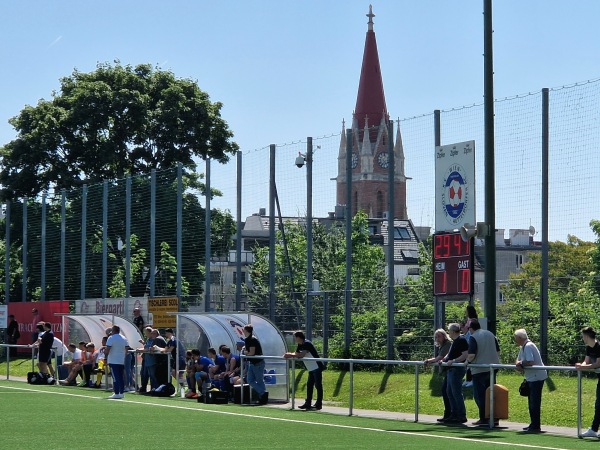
<box><xmin>246</xmin><ymin>360</ymin><xmax>266</xmax><ymax>396</ymax></box>
<box><xmin>147</xmin><ymin>364</ymin><xmax>158</xmax><ymax>389</ymax></box>
<box><xmin>446</xmin><ymin>367</ymin><xmax>466</xmax><ymax>419</ymax></box>
<box><xmin>109</xmin><ymin>363</ymin><xmax>125</xmax><ymax>395</ymax></box>
<box><xmin>527</xmin><ymin>379</ymin><xmax>544</xmax><ymax>429</ymax></box>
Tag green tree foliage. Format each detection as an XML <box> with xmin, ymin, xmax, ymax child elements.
<box><xmin>496</xmin><ymin>235</ymin><xmax>599</xmax><ymax>365</ymax></box>
<box><xmin>0</xmin><ymin>62</ymin><xmax>238</xmax><ymax>201</ymax></box>
<box><xmin>249</xmin><ymin>211</ymin><xmax>387</xmax><ymax>335</ymax></box>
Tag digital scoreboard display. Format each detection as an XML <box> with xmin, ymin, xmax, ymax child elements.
<box><xmin>432</xmin><ymin>232</ymin><xmax>474</xmax><ymax>296</ymax></box>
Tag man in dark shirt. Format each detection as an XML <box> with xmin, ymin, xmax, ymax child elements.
<box><xmin>35</xmin><ymin>322</ymin><xmax>54</xmax><ymax>380</ymax></box>
<box><xmin>6</xmin><ymin>315</ymin><xmax>20</xmax><ymax>357</ymax></box>
<box><xmin>577</xmin><ymin>326</ymin><xmax>600</xmax><ymax>438</ymax></box>
<box><xmin>284</xmin><ymin>330</ymin><xmax>324</xmax><ymax>410</ymax></box>
<box><xmin>132</xmin><ymin>307</ymin><xmax>144</xmax><ymax>334</ymax></box>
<box><xmin>243</xmin><ymin>324</ymin><xmax>268</xmax><ymax>405</ymax></box>
<box><xmin>441</xmin><ymin>323</ymin><xmax>469</xmax><ymax>423</ymax></box>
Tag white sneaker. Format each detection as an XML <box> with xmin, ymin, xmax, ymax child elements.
<box><xmin>107</xmin><ymin>393</ymin><xmax>124</xmax><ymax>399</ymax></box>
<box><xmin>580</xmin><ymin>428</ymin><xmax>598</xmax><ymax>438</ymax></box>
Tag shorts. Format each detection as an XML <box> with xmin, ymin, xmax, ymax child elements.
<box><xmin>194</xmin><ymin>371</ymin><xmax>208</xmax><ymax>381</ymax></box>
<box><xmin>38</xmin><ymin>351</ymin><xmax>51</xmax><ymax>364</ymax></box>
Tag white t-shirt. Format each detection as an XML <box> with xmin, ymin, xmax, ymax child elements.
<box><xmin>52</xmin><ymin>338</ymin><xmax>68</xmax><ymax>357</ymax></box>
<box><xmin>106</xmin><ymin>333</ymin><xmax>129</xmax><ymax>365</ymax></box>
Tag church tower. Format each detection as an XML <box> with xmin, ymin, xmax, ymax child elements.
<box><xmin>336</xmin><ymin>6</ymin><xmax>408</xmax><ymax>219</ymax></box>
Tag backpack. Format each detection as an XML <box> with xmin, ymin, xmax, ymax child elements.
<box><xmin>150</xmin><ymin>383</ymin><xmax>176</xmax><ymax>397</ymax></box>
<box><xmin>27</xmin><ymin>372</ymin><xmax>54</xmax><ymax>385</ymax></box>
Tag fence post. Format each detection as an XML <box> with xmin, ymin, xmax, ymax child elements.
<box><xmin>349</xmin><ymin>361</ymin><xmax>354</xmax><ymax>416</ymax></box>
<box><xmin>414</xmin><ymin>363</ymin><xmax>420</xmax><ymax>422</ymax></box>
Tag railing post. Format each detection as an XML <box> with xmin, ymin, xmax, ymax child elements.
<box><xmin>577</xmin><ymin>370</ymin><xmax>582</xmax><ymax>436</ymax></box>
<box><xmin>291</xmin><ymin>358</ymin><xmax>296</xmax><ymax>409</ymax></box>
<box><xmin>488</xmin><ymin>366</ymin><xmax>495</xmax><ymax>428</ymax></box>
<box><xmin>415</xmin><ymin>363</ymin><xmax>420</xmax><ymax>422</ymax></box>
<box><xmin>349</xmin><ymin>361</ymin><xmax>354</xmax><ymax>416</ymax></box>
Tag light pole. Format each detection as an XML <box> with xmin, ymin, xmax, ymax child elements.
<box><xmin>295</xmin><ymin>138</ymin><xmax>318</xmax><ymax>339</ymax></box>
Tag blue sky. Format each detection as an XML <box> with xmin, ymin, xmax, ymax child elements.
<box><xmin>1</xmin><ymin>1</ymin><xmax>599</xmax><ymax>241</ymax></box>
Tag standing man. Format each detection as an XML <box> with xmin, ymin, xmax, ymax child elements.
<box><xmin>132</xmin><ymin>307</ymin><xmax>144</xmax><ymax>334</ymax></box>
<box><xmin>243</xmin><ymin>324</ymin><xmax>268</xmax><ymax>405</ymax></box>
<box><xmin>162</xmin><ymin>328</ymin><xmax>186</xmax><ymax>379</ymax></box>
<box><xmin>105</xmin><ymin>325</ymin><xmax>129</xmax><ymax>399</ymax></box>
<box><xmin>440</xmin><ymin>323</ymin><xmax>469</xmax><ymax>424</ymax></box>
<box><xmin>576</xmin><ymin>326</ymin><xmax>600</xmax><ymax>438</ymax></box>
<box><xmin>6</xmin><ymin>315</ymin><xmax>20</xmax><ymax>357</ymax></box>
<box><xmin>137</xmin><ymin>326</ymin><xmax>154</xmax><ymax>393</ymax></box>
<box><xmin>151</xmin><ymin>329</ymin><xmax>169</xmax><ymax>386</ymax></box>
<box><xmin>514</xmin><ymin>329</ymin><xmax>547</xmax><ymax>433</ymax></box>
<box><xmin>465</xmin><ymin>319</ymin><xmax>500</xmax><ymax>426</ymax></box>
<box><xmin>284</xmin><ymin>331</ymin><xmax>324</xmax><ymax>410</ymax></box>
<box><xmin>34</xmin><ymin>322</ymin><xmax>54</xmax><ymax>381</ymax></box>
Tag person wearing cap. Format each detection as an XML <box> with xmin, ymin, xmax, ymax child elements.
<box><xmin>284</xmin><ymin>331</ymin><xmax>325</xmax><ymax>410</ymax></box>
<box><xmin>160</xmin><ymin>328</ymin><xmax>186</xmax><ymax>379</ymax></box>
<box><xmin>132</xmin><ymin>307</ymin><xmax>144</xmax><ymax>334</ymax></box>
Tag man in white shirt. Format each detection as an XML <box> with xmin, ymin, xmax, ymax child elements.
<box><xmin>105</xmin><ymin>325</ymin><xmax>129</xmax><ymax>399</ymax></box>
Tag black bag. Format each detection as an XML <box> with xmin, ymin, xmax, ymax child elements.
<box><xmin>519</xmin><ymin>379</ymin><xmax>530</xmax><ymax>397</ymax></box>
<box><xmin>150</xmin><ymin>383</ymin><xmax>176</xmax><ymax>397</ymax></box>
<box><xmin>27</xmin><ymin>371</ymin><xmax>53</xmax><ymax>385</ymax></box>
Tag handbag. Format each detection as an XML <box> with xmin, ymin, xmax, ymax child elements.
<box><xmin>519</xmin><ymin>379</ymin><xmax>530</xmax><ymax>397</ymax></box>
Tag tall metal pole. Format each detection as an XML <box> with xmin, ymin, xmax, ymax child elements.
<box><xmin>235</xmin><ymin>152</ymin><xmax>243</xmax><ymax>311</ymax></box>
<box><xmin>204</xmin><ymin>159</ymin><xmax>211</xmax><ymax>311</ymax></box>
<box><xmin>306</xmin><ymin>137</ymin><xmax>313</xmax><ymax>340</ymax></box>
<box><xmin>269</xmin><ymin>145</ymin><xmax>276</xmax><ymax>321</ymax></box>
<box><xmin>60</xmin><ymin>191</ymin><xmax>66</xmax><ymax>300</ymax></box>
<box><xmin>483</xmin><ymin>0</ymin><xmax>497</xmax><ymax>334</ymax></box>
<box><xmin>150</xmin><ymin>170</ymin><xmax>156</xmax><ymax>298</ymax></box>
<box><xmin>344</xmin><ymin>129</ymin><xmax>353</xmax><ymax>355</ymax></box>
<box><xmin>434</xmin><ymin>110</ymin><xmax>443</xmax><ymax>330</ymax></box>
<box><xmin>4</xmin><ymin>201</ymin><xmax>10</xmax><ymax>303</ymax></box>
<box><xmin>125</xmin><ymin>176</ymin><xmax>131</xmax><ymax>298</ymax></box>
<box><xmin>80</xmin><ymin>186</ymin><xmax>87</xmax><ymax>301</ymax></box>
<box><xmin>176</xmin><ymin>164</ymin><xmax>183</xmax><ymax>299</ymax></box>
<box><xmin>102</xmin><ymin>180</ymin><xmax>108</xmax><ymax>299</ymax></box>
<box><xmin>22</xmin><ymin>199</ymin><xmax>27</xmax><ymax>302</ymax></box>
<box><xmin>41</xmin><ymin>192</ymin><xmax>46</xmax><ymax>301</ymax></box>
<box><xmin>386</xmin><ymin>120</ymin><xmax>395</xmax><ymax>362</ymax></box>
<box><xmin>541</xmin><ymin>87</ymin><xmax>550</xmax><ymax>363</ymax></box>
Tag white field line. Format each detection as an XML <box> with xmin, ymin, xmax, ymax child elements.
<box><xmin>0</xmin><ymin>385</ymin><xmax>572</xmax><ymax>450</ymax></box>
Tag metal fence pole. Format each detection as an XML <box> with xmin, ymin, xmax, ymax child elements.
<box><xmin>80</xmin><ymin>186</ymin><xmax>87</xmax><ymax>300</ymax></box>
<box><xmin>150</xmin><ymin>169</ymin><xmax>156</xmax><ymax>298</ymax></box>
<box><xmin>41</xmin><ymin>192</ymin><xmax>46</xmax><ymax>301</ymax></box>
<box><xmin>349</xmin><ymin>361</ymin><xmax>354</xmax><ymax>416</ymax></box>
<box><xmin>22</xmin><ymin>198</ymin><xmax>27</xmax><ymax>302</ymax></box>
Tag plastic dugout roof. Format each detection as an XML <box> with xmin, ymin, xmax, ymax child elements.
<box><xmin>174</xmin><ymin>313</ymin><xmax>287</xmax><ymax>357</ymax></box>
<box><xmin>60</xmin><ymin>314</ymin><xmax>143</xmax><ymax>347</ymax></box>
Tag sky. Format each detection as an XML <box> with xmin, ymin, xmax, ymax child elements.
<box><xmin>1</xmin><ymin>1</ymin><xmax>600</xmax><ymax>241</ymax></box>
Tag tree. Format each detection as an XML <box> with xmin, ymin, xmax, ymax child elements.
<box><xmin>0</xmin><ymin>62</ymin><xmax>238</xmax><ymax>201</ymax></box>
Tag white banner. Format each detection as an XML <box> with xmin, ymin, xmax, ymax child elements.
<box><xmin>74</xmin><ymin>298</ymin><xmax>148</xmax><ymax>323</ymax></box>
<box><xmin>0</xmin><ymin>305</ymin><xmax>7</xmax><ymax>328</ymax></box>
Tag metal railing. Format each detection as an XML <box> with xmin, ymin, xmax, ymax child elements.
<box><xmin>243</xmin><ymin>355</ymin><xmax>585</xmax><ymax>436</ymax></box>
<box><xmin>1</xmin><ymin>344</ymin><xmax>58</xmax><ymax>380</ymax></box>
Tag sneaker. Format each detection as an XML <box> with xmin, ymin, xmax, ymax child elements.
<box><xmin>77</xmin><ymin>380</ymin><xmax>87</xmax><ymax>387</ymax></box>
<box><xmin>107</xmin><ymin>393</ymin><xmax>123</xmax><ymax>399</ymax></box>
<box><xmin>298</xmin><ymin>403</ymin><xmax>311</xmax><ymax>410</ymax></box>
<box><xmin>580</xmin><ymin>428</ymin><xmax>598</xmax><ymax>438</ymax></box>
<box><xmin>437</xmin><ymin>416</ymin><xmax>451</xmax><ymax>423</ymax></box>
<box><xmin>59</xmin><ymin>379</ymin><xmax>70</xmax><ymax>386</ymax></box>
<box><xmin>462</xmin><ymin>381</ymin><xmax>473</xmax><ymax>388</ymax></box>
<box><xmin>312</xmin><ymin>403</ymin><xmax>322</xmax><ymax>410</ymax></box>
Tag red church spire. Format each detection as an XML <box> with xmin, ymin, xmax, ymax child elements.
<box><xmin>354</xmin><ymin>5</ymin><xmax>388</xmax><ymax>135</ymax></box>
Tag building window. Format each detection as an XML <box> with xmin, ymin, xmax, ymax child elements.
<box><xmin>368</xmin><ymin>225</ymin><xmax>377</xmax><ymax>235</ymax></box>
<box><xmin>515</xmin><ymin>254</ymin><xmax>524</xmax><ymax>269</ymax></box>
<box><xmin>209</xmin><ymin>271</ymin><xmax>221</xmax><ymax>284</ymax></box>
<box><xmin>233</xmin><ymin>271</ymin><xmax>247</xmax><ymax>284</ymax></box>
<box><xmin>394</xmin><ymin>227</ymin><xmax>410</xmax><ymax>240</ymax></box>
<box><xmin>401</xmin><ymin>249</ymin><xmax>419</xmax><ymax>261</ymax></box>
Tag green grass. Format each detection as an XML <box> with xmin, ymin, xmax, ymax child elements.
<box><xmin>0</xmin><ymin>380</ymin><xmax>595</xmax><ymax>450</ymax></box>
<box><xmin>1</xmin><ymin>358</ymin><xmax>594</xmax><ymax>429</ymax></box>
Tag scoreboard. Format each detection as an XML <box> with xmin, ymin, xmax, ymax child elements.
<box><xmin>432</xmin><ymin>232</ymin><xmax>474</xmax><ymax>296</ymax></box>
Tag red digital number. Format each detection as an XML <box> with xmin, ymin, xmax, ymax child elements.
<box><xmin>434</xmin><ymin>271</ymin><xmax>447</xmax><ymax>295</ymax></box>
<box><xmin>458</xmin><ymin>269</ymin><xmax>470</xmax><ymax>293</ymax></box>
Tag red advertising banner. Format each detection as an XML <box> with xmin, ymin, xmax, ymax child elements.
<box><xmin>8</xmin><ymin>301</ymin><xmax>70</xmax><ymax>346</ymax></box>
